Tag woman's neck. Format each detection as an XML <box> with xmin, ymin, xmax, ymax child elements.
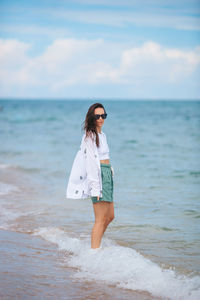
<box><xmin>97</xmin><ymin>128</ymin><xmax>102</xmax><ymax>134</ymax></box>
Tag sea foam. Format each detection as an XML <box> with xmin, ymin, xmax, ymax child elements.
<box><xmin>33</xmin><ymin>226</ymin><xmax>200</xmax><ymax>300</ymax></box>
<box><xmin>0</xmin><ymin>181</ymin><xmax>20</xmax><ymax>196</ymax></box>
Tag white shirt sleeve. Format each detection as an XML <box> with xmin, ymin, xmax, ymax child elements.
<box><xmin>83</xmin><ymin>134</ymin><xmax>101</xmax><ymax>197</ymax></box>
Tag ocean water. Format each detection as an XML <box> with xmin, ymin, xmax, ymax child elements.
<box><xmin>0</xmin><ymin>99</ymin><xmax>200</xmax><ymax>299</ymax></box>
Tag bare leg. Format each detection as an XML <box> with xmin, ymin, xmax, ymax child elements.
<box><xmin>91</xmin><ymin>220</ymin><xmax>107</xmax><ymax>248</ymax></box>
<box><xmin>91</xmin><ymin>201</ymin><xmax>114</xmax><ymax>249</ymax></box>
<box><xmin>102</xmin><ymin>202</ymin><xmax>115</xmax><ymax>234</ymax></box>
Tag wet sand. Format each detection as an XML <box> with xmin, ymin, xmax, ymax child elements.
<box><xmin>0</xmin><ymin>229</ymin><xmax>157</xmax><ymax>300</ymax></box>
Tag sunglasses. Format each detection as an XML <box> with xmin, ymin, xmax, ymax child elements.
<box><xmin>94</xmin><ymin>113</ymin><xmax>107</xmax><ymax>120</ymax></box>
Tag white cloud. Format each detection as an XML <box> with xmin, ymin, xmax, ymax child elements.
<box><xmin>49</xmin><ymin>8</ymin><xmax>200</xmax><ymax>31</ymax></box>
<box><xmin>0</xmin><ymin>39</ymin><xmax>32</xmax><ymax>92</ymax></box>
<box><xmin>0</xmin><ymin>38</ymin><xmax>200</xmax><ymax>97</ymax></box>
<box><xmin>119</xmin><ymin>42</ymin><xmax>200</xmax><ymax>84</ymax></box>
<box><xmin>0</xmin><ymin>39</ymin><xmax>30</xmax><ymax>69</ymax></box>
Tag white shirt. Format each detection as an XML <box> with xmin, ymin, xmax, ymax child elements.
<box><xmin>66</xmin><ymin>130</ymin><xmax>114</xmax><ymax>199</ymax></box>
<box><xmin>97</xmin><ymin>132</ymin><xmax>110</xmax><ymax>160</ymax></box>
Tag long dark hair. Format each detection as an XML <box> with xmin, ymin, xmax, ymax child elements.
<box><xmin>82</xmin><ymin>103</ymin><xmax>106</xmax><ymax>147</ymax></box>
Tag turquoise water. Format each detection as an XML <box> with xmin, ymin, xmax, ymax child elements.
<box><xmin>0</xmin><ymin>99</ymin><xmax>200</xmax><ymax>299</ymax></box>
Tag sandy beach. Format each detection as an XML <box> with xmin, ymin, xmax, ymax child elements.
<box><xmin>0</xmin><ymin>229</ymin><xmax>157</xmax><ymax>300</ymax></box>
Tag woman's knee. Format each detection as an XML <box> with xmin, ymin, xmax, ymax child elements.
<box><xmin>95</xmin><ymin>216</ymin><xmax>108</xmax><ymax>226</ymax></box>
<box><xmin>108</xmin><ymin>214</ymin><xmax>114</xmax><ymax>223</ymax></box>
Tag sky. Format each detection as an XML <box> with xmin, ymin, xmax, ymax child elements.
<box><xmin>0</xmin><ymin>0</ymin><xmax>200</xmax><ymax>100</ymax></box>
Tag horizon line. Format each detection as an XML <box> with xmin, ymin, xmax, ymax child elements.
<box><xmin>0</xmin><ymin>97</ymin><xmax>200</xmax><ymax>101</ymax></box>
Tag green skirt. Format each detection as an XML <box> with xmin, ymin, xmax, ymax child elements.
<box><xmin>91</xmin><ymin>163</ymin><xmax>113</xmax><ymax>204</ymax></box>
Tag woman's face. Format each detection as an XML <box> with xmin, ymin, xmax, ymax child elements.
<box><xmin>94</xmin><ymin>107</ymin><xmax>105</xmax><ymax>130</ymax></box>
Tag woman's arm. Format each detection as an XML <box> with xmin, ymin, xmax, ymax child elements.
<box><xmin>84</xmin><ymin>135</ymin><xmax>101</xmax><ymax>197</ymax></box>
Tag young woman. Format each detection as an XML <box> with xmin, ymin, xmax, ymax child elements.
<box><xmin>66</xmin><ymin>103</ymin><xmax>114</xmax><ymax>250</ymax></box>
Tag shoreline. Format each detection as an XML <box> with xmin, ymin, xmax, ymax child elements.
<box><xmin>0</xmin><ymin>229</ymin><xmax>156</xmax><ymax>300</ymax></box>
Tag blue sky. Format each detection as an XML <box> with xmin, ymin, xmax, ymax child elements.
<box><xmin>0</xmin><ymin>0</ymin><xmax>200</xmax><ymax>99</ymax></box>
